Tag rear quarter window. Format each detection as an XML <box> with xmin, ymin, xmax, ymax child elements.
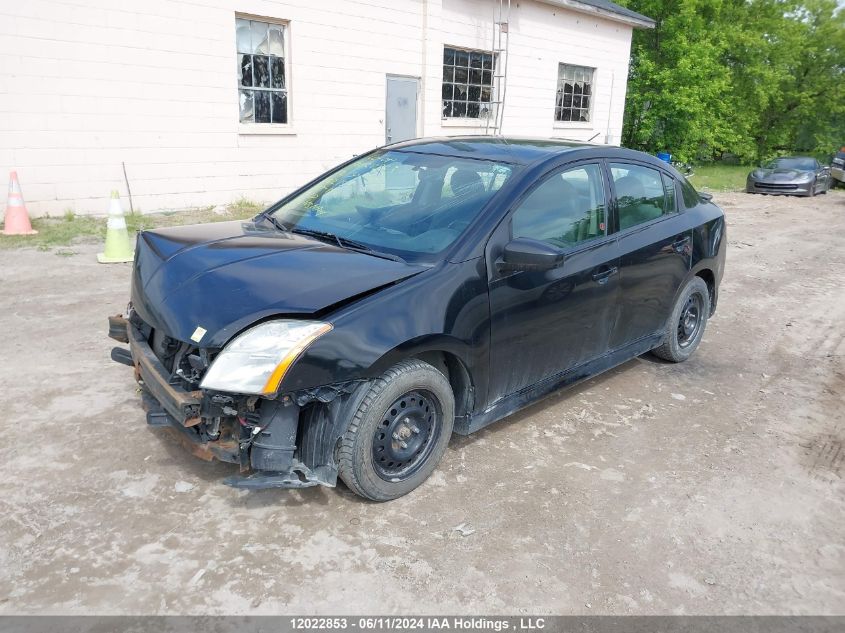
<box><xmin>679</xmin><ymin>176</ymin><xmax>700</xmax><ymax>209</ymax></box>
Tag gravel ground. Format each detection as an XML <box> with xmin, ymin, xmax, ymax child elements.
<box><xmin>0</xmin><ymin>190</ymin><xmax>843</xmax><ymax>615</ymax></box>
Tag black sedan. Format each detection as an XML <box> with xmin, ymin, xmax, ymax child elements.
<box><xmin>108</xmin><ymin>137</ymin><xmax>726</xmax><ymax>501</ymax></box>
<box><xmin>746</xmin><ymin>156</ymin><xmax>831</xmax><ymax>196</ymax></box>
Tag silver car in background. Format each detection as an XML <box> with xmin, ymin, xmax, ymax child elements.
<box><xmin>830</xmin><ymin>148</ymin><xmax>845</xmax><ymax>187</ymax></box>
<box><xmin>746</xmin><ymin>156</ymin><xmax>831</xmax><ymax>197</ymax></box>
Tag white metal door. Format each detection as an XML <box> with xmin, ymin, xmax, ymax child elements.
<box><xmin>385</xmin><ymin>76</ymin><xmax>418</xmax><ymax>144</ymax></box>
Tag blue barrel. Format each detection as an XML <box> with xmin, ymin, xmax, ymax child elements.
<box><xmin>656</xmin><ymin>152</ymin><xmax>672</xmax><ymax>163</ymax></box>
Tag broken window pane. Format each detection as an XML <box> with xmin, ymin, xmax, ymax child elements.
<box><xmin>237</xmin><ymin>18</ymin><xmax>289</xmax><ymax>125</ymax></box>
<box><xmin>270</xmin><ymin>57</ymin><xmax>285</xmax><ymax>89</ymax></box>
<box><xmin>442</xmin><ymin>46</ymin><xmax>496</xmax><ymax>119</ymax></box>
<box><xmin>239</xmin><ymin>54</ymin><xmax>253</xmax><ymax>87</ymax></box>
<box><xmin>239</xmin><ymin>90</ymin><xmax>254</xmax><ymax>123</ymax></box>
<box><xmin>268</xmin><ymin>24</ymin><xmax>285</xmax><ymax>56</ymax></box>
<box><xmin>253</xmin><ymin>55</ymin><xmax>270</xmax><ymax>88</ymax></box>
<box><xmin>254</xmin><ymin>91</ymin><xmax>271</xmax><ymax>123</ymax></box>
<box><xmin>252</xmin><ymin>21</ymin><xmax>269</xmax><ymax>54</ymax></box>
<box><xmin>236</xmin><ymin>19</ymin><xmax>252</xmax><ymax>53</ymax></box>
<box><xmin>271</xmin><ymin>92</ymin><xmax>287</xmax><ymax>123</ymax></box>
<box><xmin>555</xmin><ymin>63</ymin><xmax>594</xmax><ymax>122</ymax></box>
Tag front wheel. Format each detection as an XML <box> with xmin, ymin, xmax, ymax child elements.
<box><xmin>338</xmin><ymin>359</ymin><xmax>454</xmax><ymax>501</ymax></box>
<box><xmin>652</xmin><ymin>277</ymin><xmax>711</xmax><ymax>363</ymax></box>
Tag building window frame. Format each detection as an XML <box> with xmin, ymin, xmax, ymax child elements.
<box><xmin>441</xmin><ymin>45</ymin><xmax>496</xmax><ymax>120</ymax></box>
<box><xmin>554</xmin><ymin>63</ymin><xmax>595</xmax><ymax>124</ymax></box>
<box><xmin>236</xmin><ymin>13</ymin><xmax>292</xmax><ymax>132</ymax></box>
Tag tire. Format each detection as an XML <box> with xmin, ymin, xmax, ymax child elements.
<box><xmin>338</xmin><ymin>359</ymin><xmax>454</xmax><ymax>501</ymax></box>
<box><xmin>652</xmin><ymin>277</ymin><xmax>711</xmax><ymax>363</ymax></box>
<box><xmin>808</xmin><ymin>179</ymin><xmax>817</xmax><ymax>197</ymax></box>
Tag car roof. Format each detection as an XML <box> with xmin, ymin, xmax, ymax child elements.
<box><xmin>386</xmin><ymin>135</ymin><xmax>667</xmax><ymax>169</ymax></box>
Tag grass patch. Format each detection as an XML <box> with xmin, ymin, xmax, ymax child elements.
<box><xmin>690</xmin><ymin>165</ymin><xmax>751</xmax><ymax>192</ymax></box>
<box><xmin>0</xmin><ymin>199</ymin><xmax>266</xmax><ymax>250</ymax></box>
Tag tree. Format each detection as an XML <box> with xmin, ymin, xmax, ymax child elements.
<box><xmin>619</xmin><ymin>0</ymin><xmax>845</xmax><ymax>162</ymax></box>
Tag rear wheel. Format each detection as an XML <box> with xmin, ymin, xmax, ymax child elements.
<box><xmin>338</xmin><ymin>359</ymin><xmax>454</xmax><ymax>501</ymax></box>
<box><xmin>652</xmin><ymin>277</ymin><xmax>711</xmax><ymax>363</ymax></box>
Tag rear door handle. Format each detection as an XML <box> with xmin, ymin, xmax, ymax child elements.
<box><xmin>591</xmin><ymin>266</ymin><xmax>618</xmax><ymax>284</ymax></box>
<box><xmin>671</xmin><ymin>235</ymin><xmax>690</xmax><ymax>252</ymax></box>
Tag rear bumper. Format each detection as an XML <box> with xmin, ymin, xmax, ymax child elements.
<box><xmin>831</xmin><ymin>166</ymin><xmax>844</xmax><ymax>182</ymax></box>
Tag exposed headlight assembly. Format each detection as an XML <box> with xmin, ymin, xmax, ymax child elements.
<box><xmin>200</xmin><ymin>320</ymin><xmax>332</xmax><ymax>395</ymax></box>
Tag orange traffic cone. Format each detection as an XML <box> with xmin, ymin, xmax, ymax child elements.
<box><xmin>2</xmin><ymin>171</ymin><xmax>37</xmax><ymax>235</ymax></box>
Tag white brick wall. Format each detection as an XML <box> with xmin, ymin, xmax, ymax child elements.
<box><xmin>0</xmin><ymin>0</ymin><xmax>635</xmax><ymax>217</ymax></box>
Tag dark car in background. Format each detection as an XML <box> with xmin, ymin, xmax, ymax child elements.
<box><xmin>831</xmin><ymin>147</ymin><xmax>845</xmax><ymax>187</ymax></box>
<box><xmin>746</xmin><ymin>156</ymin><xmax>831</xmax><ymax>196</ymax></box>
<box><xmin>108</xmin><ymin>137</ymin><xmax>726</xmax><ymax>501</ymax></box>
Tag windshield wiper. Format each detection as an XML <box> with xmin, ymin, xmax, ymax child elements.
<box><xmin>258</xmin><ymin>212</ymin><xmax>290</xmax><ymax>234</ymax></box>
<box><xmin>291</xmin><ymin>228</ymin><xmax>405</xmax><ymax>263</ymax></box>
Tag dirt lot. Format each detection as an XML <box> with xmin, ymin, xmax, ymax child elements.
<box><xmin>0</xmin><ymin>191</ymin><xmax>843</xmax><ymax>615</ymax></box>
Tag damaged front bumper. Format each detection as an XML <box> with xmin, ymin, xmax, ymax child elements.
<box><xmin>109</xmin><ymin>314</ymin><xmax>359</xmax><ymax>490</ymax></box>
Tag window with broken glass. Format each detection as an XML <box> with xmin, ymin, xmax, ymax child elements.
<box><xmin>555</xmin><ymin>64</ymin><xmax>594</xmax><ymax>123</ymax></box>
<box><xmin>237</xmin><ymin>18</ymin><xmax>287</xmax><ymax>124</ymax></box>
<box><xmin>442</xmin><ymin>47</ymin><xmax>495</xmax><ymax>119</ymax></box>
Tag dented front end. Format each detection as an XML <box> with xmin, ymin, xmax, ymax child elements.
<box><xmin>109</xmin><ymin>310</ymin><xmax>366</xmax><ymax>490</ymax></box>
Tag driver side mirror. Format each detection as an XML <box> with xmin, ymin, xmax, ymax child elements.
<box><xmin>498</xmin><ymin>237</ymin><xmax>564</xmax><ymax>272</ymax></box>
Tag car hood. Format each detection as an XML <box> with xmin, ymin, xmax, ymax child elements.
<box><xmin>130</xmin><ymin>220</ymin><xmax>426</xmax><ymax>347</ymax></box>
<box><xmin>751</xmin><ymin>168</ymin><xmax>812</xmax><ymax>182</ymax></box>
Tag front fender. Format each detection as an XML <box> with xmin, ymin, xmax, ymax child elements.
<box><xmin>279</xmin><ymin>257</ymin><xmax>492</xmax><ymax>407</ymax></box>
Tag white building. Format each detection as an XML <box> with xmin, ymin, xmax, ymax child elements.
<box><xmin>0</xmin><ymin>0</ymin><xmax>653</xmax><ymax>217</ymax></box>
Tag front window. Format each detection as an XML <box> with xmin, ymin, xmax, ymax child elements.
<box><xmin>555</xmin><ymin>64</ymin><xmax>594</xmax><ymax>122</ymax></box>
<box><xmin>269</xmin><ymin>151</ymin><xmax>514</xmax><ymax>260</ymax></box>
<box><xmin>237</xmin><ymin>17</ymin><xmax>288</xmax><ymax>124</ymax></box>
<box><xmin>764</xmin><ymin>157</ymin><xmax>816</xmax><ymax>170</ymax></box>
<box><xmin>442</xmin><ymin>46</ymin><xmax>495</xmax><ymax>119</ymax></box>
<box><xmin>511</xmin><ymin>164</ymin><xmax>606</xmax><ymax>248</ymax></box>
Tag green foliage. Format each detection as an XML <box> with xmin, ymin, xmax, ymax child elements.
<box><xmin>619</xmin><ymin>0</ymin><xmax>845</xmax><ymax>163</ymax></box>
<box><xmin>690</xmin><ymin>164</ymin><xmax>753</xmax><ymax>191</ymax></box>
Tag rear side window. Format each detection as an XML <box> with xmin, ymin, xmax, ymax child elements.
<box><xmin>610</xmin><ymin>163</ymin><xmax>673</xmax><ymax>230</ymax></box>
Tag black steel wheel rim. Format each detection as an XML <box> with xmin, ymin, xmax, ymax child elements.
<box><xmin>372</xmin><ymin>390</ymin><xmax>441</xmax><ymax>481</ymax></box>
<box><xmin>678</xmin><ymin>292</ymin><xmax>703</xmax><ymax>348</ymax></box>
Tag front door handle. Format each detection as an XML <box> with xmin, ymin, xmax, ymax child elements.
<box><xmin>591</xmin><ymin>266</ymin><xmax>618</xmax><ymax>285</ymax></box>
<box><xmin>671</xmin><ymin>235</ymin><xmax>690</xmax><ymax>252</ymax></box>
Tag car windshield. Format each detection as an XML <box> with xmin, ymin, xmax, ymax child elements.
<box><xmin>268</xmin><ymin>150</ymin><xmax>514</xmax><ymax>261</ymax></box>
<box><xmin>765</xmin><ymin>157</ymin><xmax>815</xmax><ymax>170</ymax></box>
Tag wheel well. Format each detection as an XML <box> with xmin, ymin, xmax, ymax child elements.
<box><xmin>695</xmin><ymin>268</ymin><xmax>716</xmax><ymax>310</ymax></box>
<box><xmin>413</xmin><ymin>351</ymin><xmax>474</xmax><ymax>419</ymax></box>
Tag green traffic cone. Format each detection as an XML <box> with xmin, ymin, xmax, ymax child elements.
<box><xmin>97</xmin><ymin>190</ymin><xmax>134</xmax><ymax>263</ymax></box>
